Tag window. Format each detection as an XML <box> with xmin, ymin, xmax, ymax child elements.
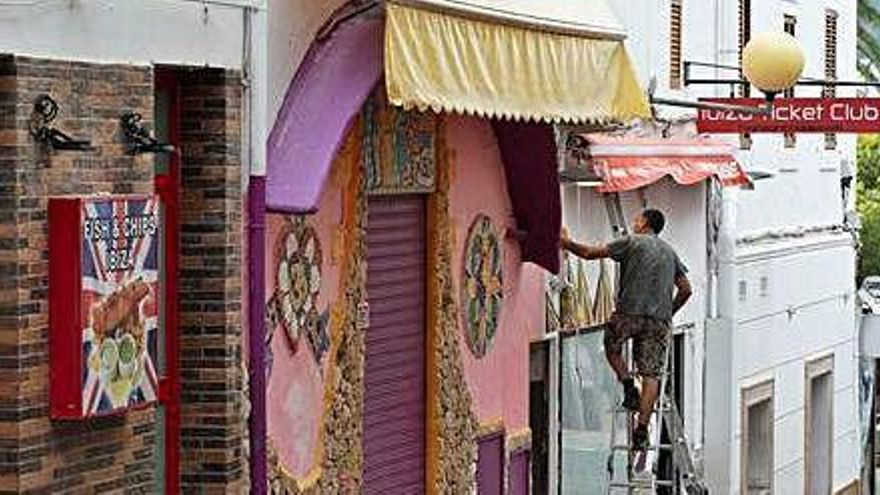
<box><xmin>784</xmin><ymin>15</ymin><xmax>797</xmax><ymax>148</ymax></box>
<box><xmin>805</xmin><ymin>356</ymin><xmax>834</xmax><ymax>495</ymax></box>
<box><xmin>738</xmin><ymin>0</ymin><xmax>752</xmax><ymax>150</ymax></box>
<box><xmin>739</xmin><ymin>280</ymin><xmax>748</xmax><ymax>302</ymax></box>
<box><xmin>670</xmin><ymin>0</ymin><xmax>683</xmax><ymax>89</ymax></box>
<box><xmin>824</xmin><ymin>10</ymin><xmax>838</xmax><ymax>150</ymax></box>
<box><xmin>741</xmin><ymin>380</ymin><xmax>774</xmax><ymax>495</ymax></box>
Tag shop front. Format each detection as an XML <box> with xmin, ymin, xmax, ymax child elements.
<box><xmin>539</xmin><ymin>123</ymin><xmax>750</xmax><ymax>493</ymax></box>
<box><xmin>261</xmin><ymin>0</ymin><xmax>650</xmax><ymax>493</ymax></box>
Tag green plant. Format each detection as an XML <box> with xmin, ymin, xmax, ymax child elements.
<box><xmin>857</xmin><ymin>135</ymin><xmax>880</xmax><ymax>281</ymax></box>
<box><xmin>859</xmin><ymin>0</ymin><xmax>880</xmax><ymax>80</ymax></box>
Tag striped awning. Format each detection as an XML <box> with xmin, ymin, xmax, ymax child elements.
<box><xmin>384</xmin><ymin>0</ymin><xmax>650</xmax><ymax>123</ymax></box>
<box><xmin>577</xmin><ymin>135</ymin><xmax>752</xmax><ymax>192</ymax></box>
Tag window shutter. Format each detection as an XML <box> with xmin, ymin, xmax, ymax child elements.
<box><xmin>670</xmin><ymin>0</ymin><xmax>683</xmax><ymax>89</ymax></box>
<box><xmin>739</xmin><ymin>0</ymin><xmax>752</xmax><ymax>149</ymax></box>
<box><xmin>825</xmin><ymin>10</ymin><xmax>838</xmax><ymax>150</ymax></box>
<box><xmin>784</xmin><ymin>15</ymin><xmax>797</xmax><ymax>148</ymax></box>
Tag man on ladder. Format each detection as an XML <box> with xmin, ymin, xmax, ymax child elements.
<box><xmin>561</xmin><ymin>208</ymin><xmax>692</xmax><ymax>451</ymax></box>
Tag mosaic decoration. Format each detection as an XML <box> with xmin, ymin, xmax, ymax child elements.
<box><xmin>362</xmin><ymin>89</ymin><xmax>437</xmax><ymax>195</ymax></box>
<box><xmin>431</xmin><ymin>134</ymin><xmax>478</xmax><ymax>492</ymax></box>
<box><xmin>267</xmin><ymin>216</ymin><xmax>330</xmax><ymax>369</ymax></box>
<box><xmin>462</xmin><ymin>214</ymin><xmax>504</xmax><ymax>358</ymax></box>
<box><xmin>267</xmin><ymin>120</ymin><xmax>368</xmax><ymax>494</ymax></box>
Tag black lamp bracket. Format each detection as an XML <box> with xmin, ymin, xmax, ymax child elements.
<box><xmin>648</xmin><ymin>75</ymin><xmax>773</xmax><ymax>116</ymax></box>
<box><xmin>651</xmin><ymin>61</ymin><xmax>880</xmax><ymax>116</ymax></box>
<box><xmin>682</xmin><ymin>60</ymin><xmax>880</xmax><ymax>91</ymax></box>
<box><xmin>28</xmin><ymin>95</ymin><xmax>95</xmax><ymax>152</ymax></box>
<box><xmin>120</xmin><ymin>112</ymin><xmax>175</xmax><ymax>155</ymax></box>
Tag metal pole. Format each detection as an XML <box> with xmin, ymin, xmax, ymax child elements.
<box><xmin>649</xmin><ymin>96</ymin><xmax>772</xmax><ymax>115</ymax></box>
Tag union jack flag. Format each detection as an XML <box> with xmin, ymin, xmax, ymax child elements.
<box><xmin>80</xmin><ymin>197</ymin><xmax>160</xmax><ymax>416</ymax></box>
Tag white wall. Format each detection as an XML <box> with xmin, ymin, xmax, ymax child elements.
<box><xmin>0</xmin><ymin>0</ymin><xmax>249</xmax><ymax>69</ymax></box>
<box><xmin>267</xmin><ymin>0</ymin><xmax>348</xmax><ymax>125</ymax></box>
<box><xmin>730</xmin><ymin>237</ymin><xmax>858</xmax><ymax>493</ymax></box>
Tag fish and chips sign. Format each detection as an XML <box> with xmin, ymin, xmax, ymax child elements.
<box><xmin>49</xmin><ymin>195</ymin><xmax>161</xmax><ymax>420</ymax></box>
<box><xmin>696</xmin><ymin>98</ymin><xmax>880</xmax><ymax>133</ymax></box>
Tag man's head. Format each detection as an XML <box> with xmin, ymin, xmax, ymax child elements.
<box><xmin>633</xmin><ymin>209</ymin><xmax>665</xmax><ymax>235</ymax></box>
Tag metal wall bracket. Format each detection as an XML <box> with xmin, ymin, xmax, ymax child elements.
<box><xmin>120</xmin><ymin>112</ymin><xmax>175</xmax><ymax>155</ymax></box>
<box><xmin>28</xmin><ymin>95</ymin><xmax>95</xmax><ymax>152</ymax></box>
<box><xmin>648</xmin><ymin>77</ymin><xmax>774</xmax><ymax>116</ymax></box>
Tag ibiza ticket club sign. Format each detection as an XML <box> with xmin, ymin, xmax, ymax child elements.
<box><xmin>49</xmin><ymin>196</ymin><xmax>161</xmax><ymax>420</ymax></box>
<box><xmin>696</xmin><ymin>98</ymin><xmax>880</xmax><ymax>133</ymax></box>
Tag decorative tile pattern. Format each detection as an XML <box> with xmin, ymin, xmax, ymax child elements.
<box><xmin>430</xmin><ymin>127</ymin><xmax>478</xmax><ymax>492</ymax></box>
<box><xmin>268</xmin><ymin>216</ymin><xmax>330</xmax><ymax>369</ymax></box>
<box><xmin>362</xmin><ymin>89</ymin><xmax>437</xmax><ymax>195</ymax></box>
<box><xmin>268</xmin><ymin>120</ymin><xmax>367</xmax><ymax>495</ymax></box>
<box><xmin>462</xmin><ymin>214</ymin><xmax>504</xmax><ymax>358</ymax></box>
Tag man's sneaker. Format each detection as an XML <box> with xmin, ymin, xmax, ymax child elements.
<box><xmin>632</xmin><ymin>423</ymin><xmax>649</xmax><ymax>451</ymax></box>
<box><xmin>622</xmin><ymin>379</ymin><xmax>641</xmax><ymax>411</ymax></box>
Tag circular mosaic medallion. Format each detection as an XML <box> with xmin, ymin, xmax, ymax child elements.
<box><xmin>462</xmin><ymin>214</ymin><xmax>503</xmax><ymax>358</ymax></box>
<box><xmin>274</xmin><ymin>217</ymin><xmax>322</xmax><ymax>355</ymax></box>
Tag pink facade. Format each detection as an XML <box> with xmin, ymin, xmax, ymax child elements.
<box><xmin>447</xmin><ymin>115</ymin><xmax>545</xmax><ymax>433</ymax></box>
<box><xmin>266</xmin><ymin>174</ymin><xmax>344</xmax><ymax>479</ymax></box>
<box><xmin>265</xmin><ymin>113</ymin><xmax>545</xmax><ymax>486</ymax></box>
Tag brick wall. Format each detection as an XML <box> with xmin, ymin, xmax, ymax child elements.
<box><xmin>0</xmin><ymin>55</ymin><xmax>157</xmax><ymax>493</ymax></box>
<box><xmin>177</xmin><ymin>68</ymin><xmax>245</xmax><ymax>492</ymax></box>
<box><xmin>0</xmin><ymin>57</ymin><xmax>246</xmax><ymax>493</ymax></box>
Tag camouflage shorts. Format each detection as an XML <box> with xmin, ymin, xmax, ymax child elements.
<box><xmin>604</xmin><ymin>313</ymin><xmax>671</xmax><ymax>378</ymax></box>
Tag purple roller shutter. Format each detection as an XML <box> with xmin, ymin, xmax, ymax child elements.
<box><xmin>363</xmin><ymin>196</ymin><xmax>426</xmax><ymax>494</ymax></box>
<box><xmin>477</xmin><ymin>432</ymin><xmax>505</xmax><ymax>494</ymax></box>
<box><xmin>509</xmin><ymin>449</ymin><xmax>530</xmax><ymax>495</ymax></box>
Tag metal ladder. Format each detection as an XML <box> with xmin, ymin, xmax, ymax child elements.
<box><xmin>604</xmin><ymin>338</ymin><xmax>707</xmax><ymax>494</ymax></box>
<box><xmin>600</xmin><ymin>192</ymin><xmax>708</xmax><ymax>495</ymax></box>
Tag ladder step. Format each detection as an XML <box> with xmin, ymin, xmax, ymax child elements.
<box><xmin>609</xmin><ymin>480</ymin><xmax>675</xmax><ymax>488</ymax></box>
<box><xmin>610</xmin><ymin>443</ymin><xmax>673</xmax><ymax>452</ymax></box>
<box><xmin>612</xmin><ymin>405</ymin><xmax>671</xmax><ymax>415</ymax></box>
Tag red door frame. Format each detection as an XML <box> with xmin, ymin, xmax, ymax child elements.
<box><xmin>154</xmin><ymin>68</ymin><xmax>181</xmax><ymax>494</ymax></box>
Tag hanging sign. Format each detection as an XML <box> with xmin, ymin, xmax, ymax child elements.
<box><xmin>696</xmin><ymin>98</ymin><xmax>880</xmax><ymax>133</ymax></box>
<box><xmin>49</xmin><ymin>195</ymin><xmax>161</xmax><ymax>420</ymax></box>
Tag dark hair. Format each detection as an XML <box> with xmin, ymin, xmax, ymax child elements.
<box><xmin>642</xmin><ymin>209</ymin><xmax>666</xmax><ymax>234</ymax></box>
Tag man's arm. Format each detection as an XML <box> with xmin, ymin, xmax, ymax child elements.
<box><xmin>561</xmin><ymin>237</ymin><xmax>611</xmax><ymax>260</ymax></box>
<box><xmin>672</xmin><ymin>274</ymin><xmax>693</xmax><ymax>316</ymax></box>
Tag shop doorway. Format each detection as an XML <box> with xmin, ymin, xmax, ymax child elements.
<box><xmin>530</xmin><ymin>340</ymin><xmax>550</xmax><ymax>494</ymax></box>
<box><xmin>153</xmin><ymin>68</ymin><xmax>180</xmax><ymax>494</ymax></box>
<box><xmin>363</xmin><ymin>196</ymin><xmax>427</xmax><ymax>493</ymax></box>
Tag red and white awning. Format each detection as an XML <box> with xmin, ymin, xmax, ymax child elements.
<box><xmin>580</xmin><ymin>134</ymin><xmax>751</xmax><ymax>193</ymax></box>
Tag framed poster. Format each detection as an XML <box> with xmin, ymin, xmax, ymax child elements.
<box><xmin>49</xmin><ymin>195</ymin><xmax>161</xmax><ymax>420</ymax></box>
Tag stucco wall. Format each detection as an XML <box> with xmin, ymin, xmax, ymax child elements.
<box><xmin>267</xmin><ymin>0</ymin><xmax>349</xmax><ymax>124</ymax></box>
<box><xmin>265</xmin><ymin>167</ymin><xmax>345</xmax><ymax>481</ymax></box>
<box><xmin>446</xmin><ymin>116</ymin><xmax>545</xmax><ymax>435</ymax></box>
<box><xmin>729</xmin><ymin>236</ymin><xmax>859</xmax><ymax>493</ymax></box>
<box><xmin>0</xmin><ymin>0</ymin><xmax>245</xmax><ymax>69</ymax></box>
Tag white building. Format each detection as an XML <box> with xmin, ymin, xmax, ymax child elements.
<box><xmin>609</xmin><ymin>0</ymin><xmax>862</xmax><ymax>493</ymax></box>
<box><xmin>553</xmin><ymin>1</ymin><xmax>862</xmax><ymax>493</ymax></box>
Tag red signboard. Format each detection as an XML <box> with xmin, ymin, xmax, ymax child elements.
<box><xmin>49</xmin><ymin>195</ymin><xmax>160</xmax><ymax>420</ymax></box>
<box><xmin>696</xmin><ymin>98</ymin><xmax>880</xmax><ymax>133</ymax></box>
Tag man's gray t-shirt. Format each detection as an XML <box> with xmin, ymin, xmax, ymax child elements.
<box><xmin>608</xmin><ymin>233</ymin><xmax>688</xmax><ymax>323</ymax></box>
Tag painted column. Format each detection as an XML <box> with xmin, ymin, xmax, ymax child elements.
<box><xmin>246</xmin><ymin>4</ymin><xmax>269</xmax><ymax>493</ymax></box>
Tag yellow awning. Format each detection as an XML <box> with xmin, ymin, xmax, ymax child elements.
<box><xmin>384</xmin><ymin>1</ymin><xmax>651</xmax><ymax>123</ymax></box>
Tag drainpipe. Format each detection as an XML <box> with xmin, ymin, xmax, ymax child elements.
<box><xmin>704</xmin><ymin>184</ymin><xmax>737</xmax><ymax>493</ymax></box>
<box><xmin>244</xmin><ymin>4</ymin><xmax>268</xmax><ymax>493</ymax></box>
